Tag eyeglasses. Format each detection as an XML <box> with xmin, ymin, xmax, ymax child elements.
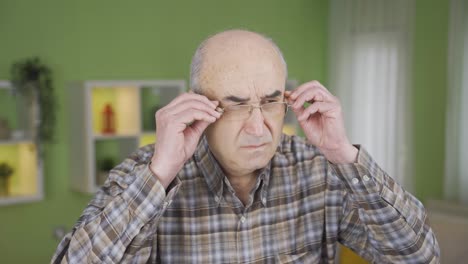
<box><xmin>215</xmin><ymin>101</ymin><xmax>289</xmax><ymax>121</ymax></box>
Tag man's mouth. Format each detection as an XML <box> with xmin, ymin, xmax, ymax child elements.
<box><xmin>241</xmin><ymin>143</ymin><xmax>268</xmax><ymax>149</ymax></box>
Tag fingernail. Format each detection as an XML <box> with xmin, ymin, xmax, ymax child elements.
<box><xmin>215</xmin><ymin>107</ymin><xmax>224</xmax><ymax>114</ymax></box>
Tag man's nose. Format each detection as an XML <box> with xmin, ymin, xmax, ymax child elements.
<box><xmin>243</xmin><ymin>108</ymin><xmax>265</xmax><ymax>136</ymax></box>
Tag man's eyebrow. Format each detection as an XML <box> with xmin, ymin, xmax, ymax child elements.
<box><xmin>262</xmin><ymin>90</ymin><xmax>282</xmax><ymax>99</ymax></box>
<box><xmin>222</xmin><ymin>90</ymin><xmax>282</xmax><ymax>103</ymax></box>
<box><xmin>222</xmin><ymin>95</ymin><xmax>250</xmax><ymax>103</ymax></box>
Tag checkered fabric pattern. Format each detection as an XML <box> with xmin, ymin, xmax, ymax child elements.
<box><xmin>52</xmin><ymin>134</ymin><xmax>440</xmax><ymax>263</ymax></box>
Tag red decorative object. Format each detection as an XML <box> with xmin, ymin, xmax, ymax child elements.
<box><xmin>102</xmin><ymin>103</ymin><xmax>115</xmax><ymax>134</ymax></box>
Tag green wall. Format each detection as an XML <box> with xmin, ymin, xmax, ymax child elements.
<box><xmin>412</xmin><ymin>0</ymin><xmax>448</xmax><ymax>201</ymax></box>
<box><xmin>0</xmin><ymin>0</ymin><xmax>451</xmax><ymax>262</ymax></box>
<box><xmin>0</xmin><ymin>0</ymin><xmax>328</xmax><ymax>262</ymax></box>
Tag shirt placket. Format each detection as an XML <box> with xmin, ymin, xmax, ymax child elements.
<box><xmin>226</xmin><ymin>180</ymin><xmax>265</xmax><ymax>263</ymax></box>
<box><xmin>236</xmin><ymin>211</ymin><xmax>251</xmax><ymax>263</ymax></box>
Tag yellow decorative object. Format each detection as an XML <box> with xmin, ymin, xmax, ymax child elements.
<box><xmin>92</xmin><ymin>87</ymin><xmax>139</xmax><ymax>136</ymax></box>
<box><xmin>92</xmin><ymin>87</ymin><xmax>114</xmax><ymax>134</ymax></box>
<box><xmin>139</xmin><ymin>133</ymin><xmax>156</xmax><ymax>147</ymax></box>
<box><xmin>282</xmin><ymin>124</ymin><xmax>296</xmax><ymax>135</ymax></box>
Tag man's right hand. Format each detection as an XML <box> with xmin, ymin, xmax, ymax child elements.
<box><xmin>149</xmin><ymin>93</ymin><xmax>221</xmax><ymax>189</ymax></box>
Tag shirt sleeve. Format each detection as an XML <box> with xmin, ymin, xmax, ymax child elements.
<box><xmin>329</xmin><ymin>146</ymin><xmax>440</xmax><ymax>263</ymax></box>
<box><xmin>51</xmin><ymin>155</ymin><xmax>181</xmax><ymax>264</ymax></box>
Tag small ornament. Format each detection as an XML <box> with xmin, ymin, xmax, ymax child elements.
<box><xmin>102</xmin><ymin>103</ymin><xmax>115</xmax><ymax>134</ymax></box>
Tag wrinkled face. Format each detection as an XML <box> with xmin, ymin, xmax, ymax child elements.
<box><xmin>200</xmin><ymin>37</ymin><xmax>287</xmax><ymax>176</ymax></box>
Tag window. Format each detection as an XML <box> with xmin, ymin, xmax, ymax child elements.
<box><xmin>329</xmin><ymin>0</ymin><xmax>414</xmax><ymax>188</ymax></box>
<box><xmin>445</xmin><ymin>0</ymin><xmax>468</xmax><ymax>204</ymax></box>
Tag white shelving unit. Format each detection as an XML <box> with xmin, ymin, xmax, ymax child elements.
<box><xmin>69</xmin><ymin>80</ymin><xmax>186</xmax><ymax>193</ymax></box>
<box><xmin>0</xmin><ymin>80</ymin><xmax>43</xmax><ymax>206</ymax></box>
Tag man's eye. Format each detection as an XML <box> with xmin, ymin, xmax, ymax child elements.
<box><xmin>228</xmin><ymin>104</ymin><xmax>247</xmax><ymax>110</ymax></box>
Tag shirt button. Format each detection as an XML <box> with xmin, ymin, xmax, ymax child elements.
<box><xmin>261</xmin><ymin>197</ymin><xmax>267</xmax><ymax>204</ymax></box>
<box><xmin>214</xmin><ymin>196</ymin><xmax>220</xmax><ymax>203</ymax></box>
<box><xmin>352</xmin><ymin>177</ymin><xmax>359</xmax><ymax>184</ymax></box>
<box><xmin>363</xmin><ymin>175</ymin><xmax>370</xmax><ymax>182</ymax></box>
<box><xmin>240</xmin><ymin>216</ymin><xmax>246</xmax><ymax>223</ymax></box>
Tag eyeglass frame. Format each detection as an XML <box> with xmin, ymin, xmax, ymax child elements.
<box><xmin>214</xmin><ymin>100</ymin><xmax>291</xmax><ymax>120</ymax></box>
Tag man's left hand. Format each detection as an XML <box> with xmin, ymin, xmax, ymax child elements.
<box><xmin>285</xmin><ymin>80</ymin><xmax>358</xmax><ymax>164</ymax></box>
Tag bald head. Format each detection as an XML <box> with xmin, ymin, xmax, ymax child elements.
<box><xmin>190</xmin><ymin>30</ymin><xmax>287</xmax><ymax>94</ymax></box>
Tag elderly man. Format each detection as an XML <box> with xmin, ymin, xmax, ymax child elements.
<box><xmin>52</xmin><ymin>30</ymin><xmax>439</xmax><ymax>263</ymax></box>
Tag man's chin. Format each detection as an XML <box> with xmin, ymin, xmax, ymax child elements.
<box><xmin>239</xmin><ymin>153</ymin><xmax>272</xmax><ymax>170</ymax></box>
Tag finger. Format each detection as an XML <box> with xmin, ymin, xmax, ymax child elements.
<box><xmin>289</xmin><ymin>81</ymin><xmax>320</xmax><ymax>99</ymax></box>
<box><xmin>290</xmin><ymin>81</ymin><xmax>333</xmax><ymax>100</ymax></box>
<box><xmin>292</xmin><ymin>88</ymin><xmax>333</xmax><ymax>110</ymax></box>
<box><xmin>310</xmin><ymin>80</ymin><xmax>333</xmax><ymax>96</ymax></box>
<box><xmin>174</xmin><ymin>109</ymin><xmax>218</xmax><ymax>126</ymax></box>
<box><xmin>290</xmin><ymin>102</ymin><xmax>305</xmax><ymax>117</ymax></box>
<box><xmin>166</xmin><ymin>99</ymin><xmax>222</xmax><ymax>119</ymax></box>
<box><xmin>285</xmin><ymin>94</ymin><xmax>293</xmax><ymax>105</ymax></box>
<box><xmin>298</xmin><ymin>102</ymin><xmax>336</xmax><ymax>121</ymax></box>
<box><xmin>166</xmin><ymin>93</ymin><xmax>219</xmax><ymax>109</ymax></box>
<box><xmin>284</xmin><ymin>91</ymin><xmax>295</xmax><ymax>104</ymax></box>
<box><xmin>187</xmin><ymin>119</ymin><xmax>211</xmax><ymax>136</ymax></box>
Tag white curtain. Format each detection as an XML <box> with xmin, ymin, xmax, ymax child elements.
<box><xmin>445</xmin><ymin>0</ymin><xmax>468</xmax><ymax>204</ymax></box>
<box><xmin>328</xmin><ymin>0</ymin><xmax>414</xmax><ymax>189</ymax></box>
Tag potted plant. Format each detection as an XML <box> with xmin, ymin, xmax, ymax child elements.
<box><xmin>10</xmin><ymin>57</ymin><xmax>56</xmax><ymax>145</ymax></box>
<box><xmin>0</xmin><ymin>162</ymin><xmax>14</xmax><ymax>196</ymax></box>
<box><xmin>96</xmin><ymin>157</ymin><xmax>115</xmax><ymax>186</ymax></box>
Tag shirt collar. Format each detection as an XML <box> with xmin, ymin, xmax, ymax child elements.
<box><xmin>194</xmin><ymin>135</ymin><xmax>272</xmax><ymax>207</ymax></box>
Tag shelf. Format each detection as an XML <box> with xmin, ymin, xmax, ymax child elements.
<box><xmin>0</xmin><ymin>138</ymin><xmax>34</xmax><ymax>145</ymax></box>
<box><xmin>0</xmin><ymin>195</ymin><xmax>42</xmax><ymax>206</ymax></box>
<box><xmin>91</xmin><ymin>86</ymin><xmax>140</xmax><ymax>135</ymax></box>
<box><xmin>140</xmin><ymin>85</ymin><xmax>180</xmax><ymax>131</ymax></box>
<box><xmin>93</xmin><ymin>134</ymin><xmax>139</xmax><ymax>140</ymax></box>
<box><xmin>69</xmin><ymin>80</ymin><xmax>186</xmax><ymax>193</ymax></box>
<box><xmin>94</xmin><ymin>137</ymin><xmax>137</xmax><ymax>186</ymax></box>
<box><xmin>0</xmin><ymin>81</ymin><xmax>42</xmax><ymax>205</ymax></box>
<box><xmin>0</xmin><ymin>82</ymin><xmax>35</xmax><ymax>139</ymax></box>
<box><xmin>0</xmin><ymin>88</ymin><xmax>18</xmax><ymax>132</ymax></box>
<box><xmin>0</xmin><ymin>142</ymin><xmax>38</xmax><ymax>198</ymax></box>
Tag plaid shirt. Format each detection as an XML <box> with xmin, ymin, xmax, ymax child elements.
<box><xmin>52</xmin><ymin>134</ymin><xmax>440</xmax><ymax>263</ymax></box>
